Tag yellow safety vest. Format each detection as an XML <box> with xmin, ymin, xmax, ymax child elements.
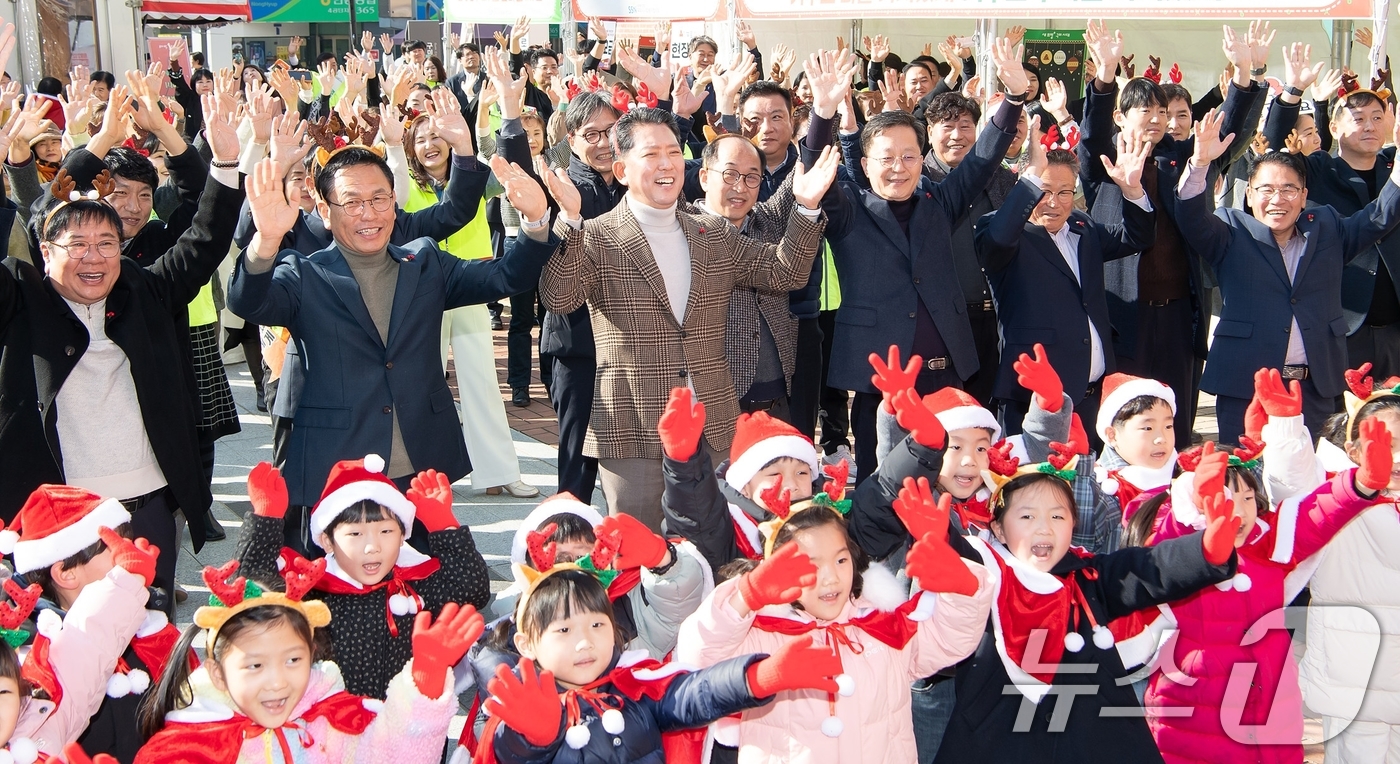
<box><xmin>404</xmin><ymin>180</ymin><xmax>491</xmax><ymax>261</ymax></box>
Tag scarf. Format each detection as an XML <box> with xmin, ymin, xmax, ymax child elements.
<box><xmin>286</xmin><ymin>547</ymin><xmax>439</xmax><ymax>637</ymax></box>
<box><xmin>140</xmin><ymin>689</ymin><xmax>378</xmax><ymax>764</ymax></box>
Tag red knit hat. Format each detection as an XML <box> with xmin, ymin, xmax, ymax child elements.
<box><xmin>0</xmin><ymin>485</ymin><xmax>132</xmax><ymax>574</ymax></box>
<box><xmin>923</xmin><ymin>387</ymin><xmax>1001</xmax><ymax>440</ymax></box>
<box><xmin>1096</xmin><ymin>373</ymin><xmax>1176</xmax><ymax>439</ymax></box>
<box><xmin>725</xmin><ymin>412</ymin><xmax>820</xmax><ymax>491</ymax></box>
<box><xmin>310</xmin><ymin>454</ymin><xmax>417</xmax><ymax>548</ymax></box>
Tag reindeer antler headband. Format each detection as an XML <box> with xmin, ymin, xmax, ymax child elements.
<box><xmin>41</xmin><ymin>169</ymin><xmax>118</xmax><ymax>235</ymax></box>
<box><xmin>757</xmin><ymin>463</ymin><xmax>854</xmax><ymax>557</ymax></box>
<box><xmin>194</xmin><ymin>557</ymin><xmax>331</xmax><ymax>649</ymax></box>
<box><xmin>512</xmin><ymin>521</ymin><xmax>626</xmax><ymax>624</ymax></box>
<box><xmin>0</xmin><ymin>578</ymin><xmax>41</xmax><ymax>649</ymax></box>
<box><xmin>307</xmin><ymin>115</ymin><xmax>387</xmax><ymax>169</ymax></box>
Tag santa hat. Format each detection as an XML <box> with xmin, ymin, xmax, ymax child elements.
<box><xmin>724</xmin><ymin>412</ymin><xmax>820</xmax><ymax>492</ymax></box>
<box><xmin>924</xmin><ymin>387</ymin><xmax>1002</xmax><ymax>440</ymax></box>
<box><xmin>1</xmin><ymin>485</ymin><xmax>132</xmax><ymax>574</ymax></box>
<box><xmin>1095</xmin><ymin>373</ymin><xmax>1177</xmax><ymax>440</ymax></box>
<box><xmin>310</xmin><ymin>454</ymin><xmax>416</xmax><ymax>549</ymax></box>
<box><xmin>509</xmin><ymin>493</ymin><xmax>605</xmax><ymax>567</ymax></box>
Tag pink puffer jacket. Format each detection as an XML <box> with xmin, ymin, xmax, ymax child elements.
<box><xmin>1146</xmin><ymin>469</ymin><xmax>1375</xmax><ymax>764</ymax></box>
<box><xmin>675</xmin><ymin>563</ymin><xmax>993</xmax><ymax>764</ymax></box>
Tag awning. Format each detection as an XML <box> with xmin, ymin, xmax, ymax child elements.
<box><xmin>141</xmin><ymin>0</ymin><xmax>250</xmax><ymax>23</ymax></box>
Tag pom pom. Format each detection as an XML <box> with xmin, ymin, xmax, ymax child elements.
<box><xmin>35</xmin><ymin>609</ymin><xmax>62</xmax><ymax>640</ymax></box>
<box><xmin>363</xmin><ymin>454</ymin><xmax>385</xmax><ymax>474</ymax></box>
<box><xmin>127</xmin><ymin>668</ymin><xmax>150</xmax><ymax>694</ymax></box>
<box><xmin>0</xmin><ymin>530</ymin><xmax>19</xmax><ymax>555</ymax></box>
<box><xmin>1099</xmin><ymin>477</ymin><xmax>1120</xmax><ymax>496</ymax></box>
<box><xmin>1234</xmin><ymin>573</ymin><xmax>1252</xmax><ymax>592</ymax></box>
<box><xmin>602</xmin><ymin>708</ymin><xmax>625</xmax><ymax>734</ymax></box>
<box><xmin>565</xmin><ymin>723</ymin><xmax>591</xmax><ymax>749</ymax></box>
<box><xmin>1063</xmin><ymin>631</ymin><xmax>1085</xmax><ymax>652</ymax></box>
<box><xmin>389</xmin><ymin>593</ymin><xmax>412</xmax><ymax>616</ymax></box>
<box><xmin>821</xmin><ymin>716</ymin><xmax>844</xmax><ymax>737</ymax></box>
<box><xmin>106</xmin><ymin>672</ymin><xmax>132</xmax><ymax>698</ymax></box>
<box><xmin>7</xmin><ymin>738</ymin><xmax>36</xmax><ymax>764</ymax></box>
<box><xmin>1092</xmin><ymin>625</ymin><xmax>1116</xmax><ymax>650</ymax></box>
<box><xmin>835</xmin><ymin>673</ymin><xmax>855</xmax><ymax>697</ymax></box>
<box><xmin>362</xmin><ymin>698</ymin><xmax>386</xmax><ymax>713</ymax></box>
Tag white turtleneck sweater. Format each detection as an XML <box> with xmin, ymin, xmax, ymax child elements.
<box><xmin>56</xmin><ymin>297</ymin><xmax>168</xmax><ymax>500</ymax></box>
<box><xmin>630</xmin><ymin>201</ymin><xmax>691</xmax><ymax>323</ymax></box>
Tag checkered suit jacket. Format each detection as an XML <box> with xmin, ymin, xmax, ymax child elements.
<box><xmin>540</xmin><ymin>196</ymin><xmax>825</xmax><ymax>460</ymax></box>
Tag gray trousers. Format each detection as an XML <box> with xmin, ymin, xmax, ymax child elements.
<box><xmin>599</xmin><ymin>438</ymin><xmax>724</xmax><ymax>533</ymax></box>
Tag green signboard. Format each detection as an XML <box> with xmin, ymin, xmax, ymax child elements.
<box><xmin>1023</xmin><ymin>29</ymin><xmax>1086</xmax><ymax>104</ymax></box>
<box><xmin>251</xmin><ymin>0</ymin><xmax>379</xmax><ymax>22</ymax></box>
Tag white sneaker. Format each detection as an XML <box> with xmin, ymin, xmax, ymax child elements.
<box><xmin>486</xmin><ymin>480</ymin><xmax>541</xmax><ymax>498</ymax></box>
<box><xmin>823</xmin><ymin>446</ymin><xmax>857</xmax><ymax>484</ymax></box>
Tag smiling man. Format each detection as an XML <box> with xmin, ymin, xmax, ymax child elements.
<box><xmin>539</xmin><ymin>106</ymin><xmax>837</xmax><ymax>532</ymax></box>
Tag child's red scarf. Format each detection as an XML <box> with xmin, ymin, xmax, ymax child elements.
<box><xmin>750</xmin><ymin>593</ymin><xmax>930</xmax><ymax>651</ymax></box>
<box><xmin>138</xmin><ymin>690</ymin><xmax>378</xmax><ymax>764</ymax></box>
<box><xmin>281</xmin><ymin>547</ymin><xmax>440</xmax><ymax>637</ymax></box>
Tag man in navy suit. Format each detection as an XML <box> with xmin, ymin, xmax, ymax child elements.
<box><xmin>228</xmin><ymin>144</ymin><xmax>559</xmax><ymax>511</ymax></box>
<box><xmin>818</xmin><ymin>33</ymin><xmax>1031</xmax><ymax>484</ymax></box>
<box><xmin>976</xmin><ymin>128</ymin><xmax>1157</xmax><ymax>441</ymax></box>
<box><xmin>1176</xmin><ymin>110</ymin><xmax>1400</xmax><ymax>444</ymax></box>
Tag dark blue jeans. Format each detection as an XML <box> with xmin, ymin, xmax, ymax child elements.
<box><xmin>911</xmin><ymin>675</ymin><xmax>956</xmax><ymax>764</ymax></box>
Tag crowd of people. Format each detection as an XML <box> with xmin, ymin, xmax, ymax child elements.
<box><xmin>2</xmin><ymin>8</ymin><xmax>1400</xmax><ymax>763</ymax></box>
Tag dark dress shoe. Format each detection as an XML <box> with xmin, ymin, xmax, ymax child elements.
<box><xmin>512</xmin><ymin>387</ymin><xmax>531</xmax><ymax>407</ymax></box>
<box><xmin>203</xmin><ymin>511</ymin><xmax>227</xmax><ymax>541</ymax></box>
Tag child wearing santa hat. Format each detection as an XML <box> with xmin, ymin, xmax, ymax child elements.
<box><xmin>0</xmin><ymin>484</ymin><xmax>166</xmax><ymax>763</ymax></box>
<box><xmin>233</xmin><ymin>457</ymin><xmax>491</xmax><ymax>700</ymax></box>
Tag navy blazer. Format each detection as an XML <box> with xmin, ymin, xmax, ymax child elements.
<box><xmin>820</xmin><ymin>102</ymin><xmax>1023</xmax><ymax>394</ymax></box>
<box><xmin>1177</xmin><ymin>178</ymin><xmax>1400</xmax><ymax>401</ymax></box>
<box><xmin>976</xmin><ymin>178</ymin><xmax>1157</xmax><ymax>404</ymax></box>
<box><xmin>227</xmin><ymin>232</ymin><xmax>561</xmax><ymax>506</ymax></box>
<box><xmin>1263</xmin><ymin>96</ymin><xmax>1400</xmax><ymax>333</ymax></box>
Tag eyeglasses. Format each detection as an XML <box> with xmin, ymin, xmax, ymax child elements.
<box><xmin>47</xmin><ymin>240</ymin><xmax>121</xmax><ymax>259</ymax></box>
<box><xmin>718</xmin><ymin>169</ymin><xmax>763</xmax><ymax>189</ymax></box>
<box><xmin>328</xmin><ymin>194</ymin><xmax>395</xmax><ymax>216</ymax></box>
<box><xmin>1042</xmin><ymin>189</ymin><xmax>1076</xmax><ymax>202</ymax></box>
<box><xmin>1250</xmin><ymin>185</ymin><xmax>1303</xmax><ymax>201</ymax></box>
<box><xmin>869</xmin><ymin>154</ymin><xmax>922</xmax><ymax>169</ymax></box>
<box><xmin>578</xmin><ymin>125</ymin><xmax>617</xmax><ymax>145</ymax></box>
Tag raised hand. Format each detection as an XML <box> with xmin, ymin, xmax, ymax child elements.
<box><xmin>1014</xmin><ymin>343</ymin><xmax>1064</xmax><ymax>413</ymax></box>
<box><xmin>747</xmin><ymin>635</ymin><xmax>841</xmax><ymax>697</ymax></box>
<box><xmin>509</xmin><ymin>15</ymin><xmax>531</xmax><ymax>51</ymax></box>
<box><xmin>1254</xmin><ymin>367</ymin><xmax>1303</xmax><ymax>418</ymax></box>
<box><xmin>990</xmin><ymin>35</ymin><xmax>1029</xmax><ymax>97</ymax></box>
<box><xmin>891</xmin><ymin>388</ymin><xmax>947</xmax><ymax>450</ymax></box>
<box><xmin>1312</xmin><ymin>67</ymin><xmax>1345</xmax><ymax>102</ymax></box>
<box><xmin>1084</xmin><ymin>21</ymin><xmax>1124</xmax><ymax>85</ymax></box>
<box><xmin>484</xmin><ymin>47</ymin><xmax>527</xmax><ymax>120</ymax></box>
<box><xmin>658</xmin><ymin>386</ymin><xmax>706</xmax><ymax>462</ymax></box>
<box><xmin>791</xmin><ymin>144</ymin><xmax>840</xmax><ymax>209</ymax></box>
<box><xmin>411</xmin><ymin>603</ymin><xmax>486</xmax><ymax>698</ymax></box>
<box><xmin>88</xmin><ymin>84</ymin><xmax>132</xmax><ymax>157</ymax></box>
<box><xmin>485</xmin><ymin>661</ymin><xmax>562</xmax><ymax>746</ymax></box>
<box><xmin>1040</xmin><ymin>77</ymin><xmax>1070</xmax><ymax>122</ymax></box>
<box><xmin>489</xmin><ymin>156</ymin><xmax>547</xmax><ymax>222</ymax></box>
<box><xmin>247</xmin><ymin>462</ymin><xmax>289</xmax><ymax>519</ymax></box>
<box><xmin>1246</xmin><ymin>20</ymin><xmax>1275</xmax><ymax>71</ymax></box>
<box><xmin>1201</xmin><ymin>491</ymin><xmax>1242</xmax><ymax>564</ymax></box>
<box><xmin>61</xmin><ymin>70</ymin><xmax>95</xmax><ymax>130</ymax></box>
<box><xmin>1189</xmin><ymin>108</ymin><xmax>1235</xmax><ymax>168</ymax></box>
<box><xmin>1101</xmin><ymin>131</ymin><xmax>1151</xmax><ymax>199</ymax></box>
<box><xmin>316</xmin><ymin>59</ymin><xmax>338</xmax><ymax>97</ymax></box>
<box><xmin>868</xmin><ymin>34</ymin><xmax>890</xmax><ymax>63</ymax></box>
<box><xmin>589</xmin><ymin>16</ymin><xmax>610</xmax><ymax>44</ymax></box>
<box><xmin>1282</xmin><ymin>42</ymin><xmax>1324</xmax><ymax>96</ymax></box>
<box><xmin>379</xmin><ymin>32</ymin><xmax>394</xmax><ymax>56</ymax></box>
<box><xmin>1191</xmin><ymin>441</ymin><xmax>1229</xmax><ymax>508</ymax></box>
<box><xmin>671</xmin><ymin>67</ymin><xmax>706</xmax><ymax>117</ymax></box>
<box><xmin>1355</xmin><ymin>417</ymin><xmax>1395</xmax><ymax>494</ymax></box>
<box><xmin>802</xmin><ymin>47</ymin><xmax>860</xmax><ymax>119</ymax></box>
<box><xmin>893</xmin><ymin>476</ymin><xmax>947</xmax><ymax>542</ymax></box>
<box><xmin>98</xmin><ymin>527</ymin><xmax>159</xmax><ymax>587</ymax></box>
<box><xmin>712</xmin><ymin>51</ymin><xmax>758</xmax><ymax>113</ymax></box>
<box><xmin>269</xmin><ymin>112</ymin><xmax>310</xmax><ymax>171</ymax></box>
<box><xmin>737</xmin><ymin>542</ymin><xmax>818</xmax><ymax>612</ymax></box>
<box><xmin>1025</xmin><ymin>114</ymin><xmax>1048</xmax><ymax>177</ymax></box>
<box><xmin>1221</xmin><ymin>25</ymin><xmax>1254</xmax><ymax>73</ymax></box>
<box><xmin>247</xmin><ymin>157</ymin><xmax>300</xmax><ymax>259</ymax></box>
<box><xmin>597</xmin><ymin>513</ymin><xmax>669</xmax><ymax>570</ymax></box>
<box><xmin>906</xmin><ymin>505</ymin><xmax>980</xmax><ymax>596</ymax></box>
<box><xmin>1356</xmin><ymin>26</ymin><xmax>1374</xmax><ymax>48</ymax></box>
<box><xmin>735</xmin><ymin>19</ymin><xmax>757</xmax><ymax>50</ymax></box>
<box><xmin>427</xmin><ymin>87</ymin><xmax>473</xmax><ymax>154</ymax></box>
<box><xmin>407</xmin><ymin>469</ymin><xmax>458</xmax><ymax>532</ymax></box>
<box><xmin>543</xmin><ymin>167</ymin><xmax>582</xmax><ymax>220</ymax></box>
<box><xmin>869</xmin><ymin>344</ymin><xmax>922</xmax><ymax>413</ymax></box>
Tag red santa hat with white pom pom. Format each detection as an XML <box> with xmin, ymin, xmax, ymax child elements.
<box><xmin>0</xmin><ymin>485</ymin><xmax>132</xmax><ymax>575</ymax></box>
<box><xmin>309</xmin><ymin>454</ymin><xmax>417</xmax><ymax>549</ymax></box>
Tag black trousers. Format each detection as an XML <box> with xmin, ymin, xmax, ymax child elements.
<box><xmin>1117</xmin><ymin>298</ymin><xmax>1197</xmax><ymax>450</ymax></box>
<box><xmin>552</xmin><ymin>354</ymin><xmax>599</xmax><ymax>503</ymax></box>
<box><xmin>787</xmin><ymin>317</ymin><xmax>824</xmax><ymax>439</ymax></box>
<box><xmin>852</xmin><ymin>366</ymin><xmax>961</xmax><ymax>486</ymax></box>
<box><xmin>507</xmin><ymin>287</ymin><xmax>550</xmax><ymax>392</ymax></box>
<box><xmin>817</xmin><ymin>310</ymin><xmax>850</xmax><ymax>455</ymax></box>
<box><xmin>127</xmin><ymin>489</ymin><xmax>178</xmax><ymax>618</ymax></box>
<box><xmin>961</xmin><ymin>303</ymin><xmax>1001</xmax><ymax>408</ymax></box>
<box><xmin>486</xmin><ymin>198</ymin><xmax>505</xmax><ymax>316</ymax></box>
<box><xmin>1215</xmin><ymin>373</ymin><xmax>1335</xmax><ymax>447</ymax></box>
<box><xmin>1348</xmin><ymin>322</ymin><xmax>1400</xmax><ymax>381</ymax></box>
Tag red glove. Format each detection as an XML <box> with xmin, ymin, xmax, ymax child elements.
<box><xmin>1346</xmin><ymin>362</ymin><xmax>1376</xmax><ymax>398</ymax></box>
<box><xmin>870</xmin><ymin>345</ymin><xmax>921</xmax><ymax>414</ymax></box>
<box><xmin>44</xmin><ymin>743</ymin><xmax>119</xmax><ymax>764</ymax></box>
<box><xmin>411</xmin><ymin>602</ymin><xmax>485</xmax><ymax>698</ymax></box>
<box><xmin>1014</xmin><ymin>343</ymin><xmax>1064</xmax><ymax>413</ymax></box>
<box><xmin>1254</xmin><ymin>368</ymin><xmax>1303</xmax><ymax>418</ymax></box>
<box><xmin>1200</xmin><ymin>491</ymin><xmax>1241</xmax><ymax>566</ymax></box>
<box><xmin>658</xmin><ymin>387</ymin><xmax>706</xmax><ymax>462</ymax></box>
<box><xmin>746</xmin><ymin>634</ymin><xmax>842</xmax><ymax>696</ymax></box>
<box><xmin>596</xmin><ymin>513</ymin><xmax>669</xmax><ymax>569</ymax></box>
<box><xmin>904</xmin><ymin>495</ymin><xmax>980</xmax><ymax>596</ymax></box>
<box><xmin>1191</xmin><ymin>442</ymin><xmax>1229</xmax><ymax>510</ymax></box>
<box><xmin>891</xmin><ymin>388</ymin><xmax>947</xmax><ymax>450</ymax></box>
<box><xmin>737</xmin><ymin>542</ymin><xmax>817</xmax><ymax>611</ymax></box>
<box><xmin>407</xmin><ymin>469</ymin><xmax>458</xmax><ymax>532</ymax></box>
<box><xmin>1244</xmin><ymin>393</ymin><xmax>1267</xmax><ymax>443</ymax></box>
<box><xmin>892</xmin><ymin>477</ymin><xmax>945</xmax><ymax>543</ymax></box>
<box><xmin>484</xmin><ymin>660</ymin><xmax>562</xmax><ymax>747</ymax></box>
<box><xmin>1355</xmin><ymin>416</ymin><xmax>1394</xmax><ymax>493</ymax></box>
<box><xmin>98</xmin><ymin>527</ymin><xmax>158</xmax><ymax>588</ymax></box>
<box><xmin>247</xmin><ymin>462</ymin><xmax>288</xmax><ymax>519</ymax></box>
